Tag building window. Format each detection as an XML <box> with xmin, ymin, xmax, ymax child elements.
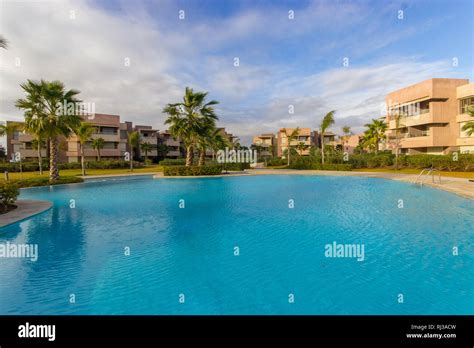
<box><xmin>460</xmin><ymin>97</ymin><xmax>474</xmax><ymax>114</ymax></box>
<box><xmin>99</xmin><ymin>127</ymin><xmax>118</xmax><ymax>135</ymax></box>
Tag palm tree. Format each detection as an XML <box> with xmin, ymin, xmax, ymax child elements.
<box><xmin>207</xmin><ymin>128</ymin><xmax>228</xmax><ymax>161</ymax></box>
<box><xmin>461</xmin><ymin>107</ymin><xmax>474</xmax><ymax>136</ymax></box>
<box><xmin>0</xmin><ymin>122</ymin><xmax>22</xmax><ymax>137</ymax></box>
<box><xmin>196</xmin><ymin>120</ymin><xmax>218</xmax><ymax>166</ymax></box>
<box><xmin>30</xmin><ymin>138</ymin><xmax>46</xmax><ymax>174</ymax></box>
<box><xmin>128</xmin><ymin>131</ymin><xmax>140</xmax><ymax>171</ymax></box>
<box><xmin>364</xmin><ymin>119</ymin><xmax>387</xmax><ymax>153</ymax></box>
<box><xmin>341</xmin><ymin>125</ymin><xmax>352</xmax><ymax>152</ymax></box>
<box><xmin>0</xmin><ymin>35</ymin><xmax>7</xmax><ymax>49</ymax></box>
<box><xmin>0</xmin><ymin>122</ymin><xmax>23</xmax><ymax>163</ymax></box>
<box><xmin>140</xmin><ymin>142</ymin><xmax>152</xmax><ymax>162</ymax></box>
<box><xmin>282</xmin><ymin>128</ymin><xmax>300</xmax><ymax>166</ymax></box>
<box><xmin>388</xmin><ymin>113</ymin><xmax>405</xmax><ymax>169</ymax></box>
<box><xmin>163</xmin><ymin>87</ymin><xmax>219</xmax><ymax>166</ymax></box>
<box><xmin>319</xmin><ymin>111</ymin><xmax>335</xmax><ymax>164</ymax></box>
<box><xmin>91</xmin><ymin>137</ymin><xmax>105</xmax><ymax>161</ymax></box>
<box><xmin>296</xmin><ymin>141</ymin><xmax>308</xmax><ymax>156</ymax></box>
<box><xmin>16</xmin><ymin>79</ymin><xmax>82</xmax><ymax>181</ymax></box>
<box><xmin>157</xmin><ymin>143</ymin><xmax>169</xmax><ymax>159</ymax></box>
<box><xmin>75</xmin><ymin>122</ymin><xmax>96</xmax><ymax>176</ymax></box>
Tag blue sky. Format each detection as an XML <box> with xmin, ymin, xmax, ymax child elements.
<box><xmin>1</xmin><ymin>0</ymin><xmax>473</xmax><ymax>144</ymax></box>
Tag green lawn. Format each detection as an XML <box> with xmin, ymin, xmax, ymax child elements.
<box><xmin>0</xmin><ymin>165</ymin><xmax>163</xmax><ymax>181</ymax></box>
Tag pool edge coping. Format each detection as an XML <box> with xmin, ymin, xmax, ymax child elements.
<box><xmin>0</xmin><ymin>200</ymin><xmax>53</xmax><ymax>229</ymax></box>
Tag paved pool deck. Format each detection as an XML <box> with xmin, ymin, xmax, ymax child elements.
<box><xmin>0</xmin><ymin>200</ymin><xmax>52</xmax><ymax>228</ymax></box>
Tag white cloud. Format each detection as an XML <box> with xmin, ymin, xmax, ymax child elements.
<box><xmin>0</xmin><ymin>0</ymin><xmax>470</xmax><ymax>147</ymax></box>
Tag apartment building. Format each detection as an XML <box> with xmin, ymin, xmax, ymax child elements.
<box><xmin>252</xmin><ymin>133</ymin><xmax>275</xmax><ymax>157</ymax></box>
<box><xmin>341</xmin><ymin>134</ymin><xmax>362</xmax><ymax>154</ymax></box>
<box><xmin>385</xmin><ymin>78</ymin><xmax>469</xmax><ymax>155</ymax></box>
<box><xmin>68</xmin><ymin>113</ymin><xmax>123</xmax><ymax>162</ymax></box>
<box><xmin>5</xmin><ymin>114</ymin><xmax>142</xmax><ymax>162</ymax></box>
<box><xmin>6</xmin><ymin>120</ymin><xmax>50</xmax><ymax>161</ymax></box>
<box><xmin>277</xmin><ymin>128</ymin><xmax>314</xmax><ymax>157</ymax></box>
<box><xmin>135</xmin><ymin>125</ymin><xmax>158</xmax><ymax>159</ymax></box>
<box><xmin>157</xmin><ymin>130</ymin><xmax>182</xmax><ymax>158</ymax></box>
<box><xmin>456</xmin><ymin>83</ymin><xmax>474</xmax><ymax>153</ymax></box>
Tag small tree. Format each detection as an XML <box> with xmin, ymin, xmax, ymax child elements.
<box><xmin>140</xmin><ymin>142</ymin><xmax>152</xmax><ymax>162</ymax></box>
<box><xmin>75</xmin><ymin>122</ymin><xmax>96</xmax><ymax>176</ymax></box>
<box><xmin>282</xmin><ymin>128</ymin><xmax>300</xmax><ymax>166</ymax></box>
<box><xmin>128</xmin><ymin>131</ymin><xmax>140</xmax><ymax>171</ymax></box>
<box><xmin>91</xmin><ymin>137</ymin><xmax>105</xmax><ymax>161</ymax></box>
<box><xmin>319</xmin><ymin>111</ymin><xmax>335</xmax><ymax>164</ymax></box>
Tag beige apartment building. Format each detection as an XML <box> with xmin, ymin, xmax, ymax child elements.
<box><xmin>68</xmin><ymin>113</ymin><xmax>125</xmax><ymax>162</ymax></box>
<box><xmin>6</xmin><ymin>120</ymin><xmax>50</xmax><ymax>161</ymax></box>
<box><xmin>6</xmin><ymin>114</ymin><xmax>136</xmax><ymax>162</ymax></box>
<box><xmin>252</xmin><ymin>133</ymin><xmax>275</xmax><ymax>157</ymax></box>
<box><xmin>386</xmin><ymin>78</ymin><xmax>469</xmax><ymax>155</ymax></box>
<box><xmin>456</xmin><ymin>83</ymin><xmax>474</xmax><ymax>153</ymax></box>
<box><xmin>158</xmin><ymin>130</ymin><xmax>182</xmax><ymax>158</ymax></box>
<box><xmin>341</xmin><ymin>134</ymin><xmax>362</xmax><ymax>154</ymax></box>
<box><xmin>277</xmin><ymin>128</ymin><xmax>314</xmax><ymax>157</ymax></box>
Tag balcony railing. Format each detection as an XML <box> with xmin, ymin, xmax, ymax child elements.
<box><xmin>388</xmin><ymin>108</ymin><xmax>429</xmax><ymax>119</ymax></box>
<box><xmin>404</xmin><ymin>131</ymin><xmax>430</xmax><ymax>138</ymax></box>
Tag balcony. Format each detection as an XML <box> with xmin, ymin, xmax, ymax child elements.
<box><xmin>66</xmin><ymin>149</ymin><xmax>121</xmax><ymax>157</ymax></box>
<box><xmin>18</xmin><ymin>133</ymin><xmax>34</xmax><ymax>142</ymax></box>
<box><xmin>166</xmin><ymin>150</ymin><xmax>180</xmax><ymax>157</ymax></box>
<box><xmin>18</xmin><ymin>149</ymin><xmax>47</xmax><ymax>158</ymax></box>
<box><xmin>457</xmin><ymin>137</ymin><xmax>474</xmax><ymax>147</ymax></box>
<box><xmin>165</xmin><ymin>139</ymin><xmax>180</xmax><ymax>147</ymax></box>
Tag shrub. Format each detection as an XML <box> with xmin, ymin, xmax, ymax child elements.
<box><xmin>399</xmin><ymin>154</ymin><xmax>474</xmax><ymax>171</ymax></box>
<box><xmin>0</xmin><ymin>182</ymin><xmax>20</xmax><ymax>211</ymax></box>
<box><xmin>266</xmin><ymin>157</ymin><xmax>287</xmax><ymax>166</ymax></box>
<box><xmin>86</xmin><ymin>160</ymin><xmax>143</xmax><ymax>169</ymax></box>
<box><xmin>159</xmin><ymin>158</ymin><xmax>187</xmax><ymax>166</ymax></box>
<box><xmin>207</xmin><ymin>161</ymin><xmax>250</xmax><ymax>171</ymax></box>
<box><xmin>289</xmin><ymin>162</ymin><xmax>352</xmax><ymax>171</ymax></box>
<box><xmin>58</xmin><ymin>162</ymin><xmax>82</xmax><ymax>170</ymax></box>
<box><xmin>9</xmin><ymin>176</ymin><xmax>84</xmax><ymax>188</ymax></box>
<box><xmin>163</xmin><ymin>165</ymin><xmax>222</xmax><ymax>176</ymax></box>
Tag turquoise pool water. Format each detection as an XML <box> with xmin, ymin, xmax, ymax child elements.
<box><xmin>0</xmin><ymin>175</ymin><xmax>473</xmax><ymax>314</ymax></box>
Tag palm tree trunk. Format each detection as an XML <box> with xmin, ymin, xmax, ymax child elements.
<box><xmin>287</xmin><ymin>148</ymin><xmax>290</xmax><ymax>166</ymax></box>
<box><xmin>130</xmin><ymin>147</ymin><xmax>134</xmax><ymax>171</ymax></box>
<box><xmin>375</xmin><ymin>136</ymin><xmax>379</xmax><ymax>154</ymax></box>
<box><xmin>49</xmin><ymin>137</ymin><xmax>59</xmax><ymax>182</ymax></box>
<box><xmin>81</xmin><ymin>144</ymin><xmax>86</xmax><ymax>176</ymax></box>
<box><xmin>321</xmin><ymin>133</ymin><xmax>325</xmax><ymax>165</ymax></box>
<box><xmin>186</xmin><ymin>145</ymin><xmax>194</xmax><ymax>167</ymax></box>
<box><xmin>98</xmin><ymin>149</ymin><xmax>101</xmax><ymax>161</ymax></box>
<box><xmin>37</xmin><ymin>142</ymin><xmax>43</xmax><ymax>175</ymax></box>
<box><xmin>198</xmin><ymin>149</ymin><xmax>205</xmax><ymax>166</ymax></box>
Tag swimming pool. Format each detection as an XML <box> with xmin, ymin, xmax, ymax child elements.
<box><xmin>0</xmin><ymin>175</ymin><xmax>473</xmax><ymax>314</ymax></box>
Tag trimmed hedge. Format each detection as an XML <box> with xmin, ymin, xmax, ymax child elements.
<box><xmin>209</xmin><ymin>161</ymin><xmax>250</xmax><ymax>170</ymax></box>
<box><xmin>0</xmin><ymin>182</ymin><xmax>19</xmax><ymax>212</ymax></box>
<box><xmin>163</xmin><ymin>165</ymin><xmax>223</xmax><ymax>176</ymax></box>
<box><xmin>266</xmin><ymin>157</ymin><xmax>287</xmax><ymax>166</ymax></box>
<box><xmin>289</xmin><ymin>162</ymin><xmax>352</xmax><ymax>171</ymax></box>
<box><xmin>159</xmin><ymin>158</ymin><xmax>187</xmax><ymax>166</ymax></box>
<box><xmin>8</xmin><ymin>176</ymin><xmax>84</xmax><ymax>188</ymax></box>
<box><xmin>0</xmin><ymin>160</ymin><xmax>143</xmax><ymax>172</ymax></box>
<box><xmin>280</xmin><ymin>153</ymin><xmax>474</xmax><ymax>172</ymax></box>
<box><xmin>397</xmin><ymin>154</ymin><xmax>474</xmax><ymax>171</ymax></box>
<box><xmin>86</xmin><ymin>160</ymin><xmax>143</xmax><ymax>169</ymax></box>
